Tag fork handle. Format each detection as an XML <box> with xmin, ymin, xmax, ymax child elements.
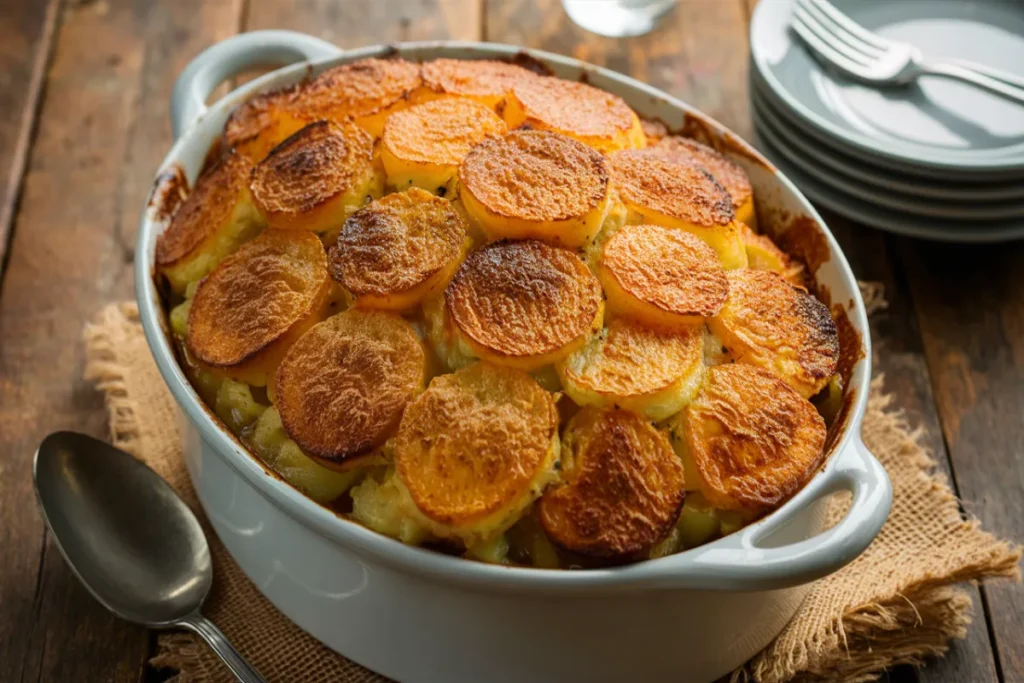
<box><xmin>919</xmin><ymin>61</ymin><xmax>1024</xmax><ymax>106</ymax></box>
<box><xmin>942</xmin><ymin>59</ymin><xmax>1024</xmax><ymax>91</ymax></box>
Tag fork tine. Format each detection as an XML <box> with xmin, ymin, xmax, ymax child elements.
<box><xmin>792</xmin><ymin>8</ymin><xmax>872</xmax><ymax>74</ymax></box>
<box><xmin>795</xmin><ymin>0</ymin><xmax>883</xmax><ymax>58</ymax></box>
<box><xmin>805</xmin><ymin>0</ymin><xmax>890</xmax><ymax>50</ymax></box>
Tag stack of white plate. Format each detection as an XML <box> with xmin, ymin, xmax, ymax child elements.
<box><xmin>749</xmin><ymin>0</ymin><xmax>1024</xmax><ymax>242</ymax></box>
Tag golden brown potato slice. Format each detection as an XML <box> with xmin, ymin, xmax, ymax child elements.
<box><xmin>443</xmin><ymin>240</ymin><xmax>604</xmax><ymax>371</ymax></box>
<box><xmin>381</xmin><ymin>97</ymin><xmax>507</xmax><ymax>191</ymax></box>
<box><xmin>186</xmin><ymin>230</ymin><xmax>330</xmax><ymax>386</ymax></box>
<box><xmin>672</xmin><ymin>363</ymin><xmax>826</xmax><ymax>516</ymax></box>
<box><xmin>539</xmin><ymin>407</ymin><xmax>686</xmax><ymax>561</ymax></box>
<box><xmin>394</xmin><ymin>362</ymin><xmax>560</xmax><ymax>546</ymax></box>
<box><xmin>738</xmin><ymin>223</ymin><xmax>806</xmax><ymax>287</ymax></box>
<box><xmin>458</xmin><ymin>130</ymin><xmax>610</xmax><ymax>247</ymax></box>
<box><xmin>290</xmin><ymin>57</ymin><xmax>424</xmax><ymax>138</ymax></box>
<box><xmin>274</xmin><ymin>309</ymin><xmax>427</xmax><ymax>471</ymax></box>
<box><xmin>708</xmin><ymin>269</ymin><xmax>839</xmax><ymax>398</ymax></box>
<box><xmin>420</xmin><ymin>58</ymin><xmax>535</xmax><ymax>109</ymax></box>
<box><xmin>329</xmin><ymin>188</ymin><xmax>470</xmax><ymax>311</ymax></box>
<box><xmin>156</xmin><ymin>151</ymin><xmax>263</xmax><ymax>294</ymax></box>
<box><xmin>649</xmin><ymin>136</ymin><xmax>757</xmax><ymax>229</ymax></box>
<box><xmin>608</xmin><ymin>149</ymin><xmax>747</xmax><ymax>269</ymax></box>
<box><xmin>223</xmin><ymin>86</ymin><xmax>305</xmax><ymax>163</ymax></box>
<box><xmin>598</xmin><ymin>223</ymin><xmax>729</xmax><ymax>328</ymax></box>
<box><xmin>503</xmin><ymin>76</ymin><xmax>645</xmax><ymax>152</ymax></box>
<box><xmin>557</xmin><ymin>317</ymin><xmax>704</xmax><ymax>421</ymax></box>
<box><xmin>250</xmin><ymin>120</ymin><xmax>380</xmax><ymax>233</ymax></box>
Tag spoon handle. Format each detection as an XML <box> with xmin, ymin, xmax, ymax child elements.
<box><xmin>180</xmin><ymin>614</ymin><xmax>267</xmax><ymax>683</ymax></box>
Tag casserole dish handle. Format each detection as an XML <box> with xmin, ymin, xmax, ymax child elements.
<box><xmin>652</xmin><ymin>434</ymin><xmax>892</xmax><ymax>590</ymax></box>
<box><xmin>170</xmin><ymin>30</ymin><xmax>342</xmax><ymax>140</ymax></box>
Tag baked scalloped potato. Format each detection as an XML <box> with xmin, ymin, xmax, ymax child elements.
<box><xmin>329</xmin><ymin>188</ymin><xmax>470</xmax><ymax>311</ymax></box>
<box><xmin>459</xmin><ymin>129</ymin><xmax>610</xmax><ymax>248</ymax></box>
<box><xmin>539</xmin><ymin>407</ymin><xmax>686</xmax><ymax>561</ymax></box>
<box><xmin>159</xmin><ymin>56</ymin><xmax>845</xmax><ymax>569</ymax></box>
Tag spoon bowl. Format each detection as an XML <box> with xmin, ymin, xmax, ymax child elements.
<box><xmin>33</xmin><ymin>431</ymin><xmax>264</xmax><ymax>682</ymax></box>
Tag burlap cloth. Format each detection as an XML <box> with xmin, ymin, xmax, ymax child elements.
<box><xmin>83</xmin><ymin>291</ymin><xmax>1020</xmax><ymax>683</ymax></box>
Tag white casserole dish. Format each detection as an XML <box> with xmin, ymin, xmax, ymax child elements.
<box><xmin>135</xmin><ymin>31</ymin><xmax>892</xmax><ymax>683</ymax></box>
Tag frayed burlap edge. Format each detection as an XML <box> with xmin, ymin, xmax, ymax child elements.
<box><xmin>83</xmin><ymin>295</ymin><xmax>1021</xmax><ymax>683</ymax></box>
<box><xmin>732</xmin><ymin>384</ymin><xmax>1020</xmax><ymax>683</ymax></box>
<box><xmin>83</xmin><ymin>301</ymin><xmax>149</xmax><ymax>453</ymax></box>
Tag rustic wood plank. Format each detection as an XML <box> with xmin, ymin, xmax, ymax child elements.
<box><xmin>243</xmin><ymin>0</ymin><xmax>482</xmax><ymax>44</ymax></box>
<box><xmin>0</xmin><ymin>0</ymin><xmax>59</xmax><ymax>283</ymax></box>
<box><xmin>824</xmin><ymin>217</ymin><xmax>1001</xmax><ymax>683</ymax></box>
<box><xmin>898</xmin><ymin>237</ymin><xmax>1024</xmax><ymax>683</ymax></box>
<box><xmin>0</xmin><ymin>0</ymin><xmax>243</xmax><ymax>681</ymax></box>
<box><xmin>484</xmin><ymin>0</ymin><xmax>752</xmax><ymax>141</ymax></box>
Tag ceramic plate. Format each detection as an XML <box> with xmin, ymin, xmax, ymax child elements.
<box><xmin>752</xmin><ymin>125</ymin><xmax>1024</xmax><ymax>243</ymax></box>
<box><xmin>750</xmin><ymin>74</ymin><xmax>1024</xmax><ymax>203</ymax></box>
<box><xmin>752</xmin><ymin>87</ymin><xmax>1024</xmax><ymax>218</ymax></box>
<box><xmin>751</xmin><ymin>0</ymin><xmax>1024</xmax><ymax>173</ymax></box>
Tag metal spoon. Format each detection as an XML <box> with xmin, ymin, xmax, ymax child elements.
<box><xmin>33</xmin><ymin>431</ymin><xmax>266</xmax><ymax>683</ymax></box>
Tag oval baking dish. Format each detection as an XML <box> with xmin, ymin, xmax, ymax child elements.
<box><xmin>135</xmin><ymin>31</ymin><xmax>892</xmax><ymax>683</ymax></box>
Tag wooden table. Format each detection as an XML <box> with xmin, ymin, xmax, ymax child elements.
<box><xmin>0</xmin><ymin>1</ymin><xmax>1019</xmax><ymax>681</ymax></box>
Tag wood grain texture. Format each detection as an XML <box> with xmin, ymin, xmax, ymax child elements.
<box><xmin>899</xmin><ymin>237</ymin><xmax>1024</xmax><ymax>683</ymax></box>
<box><xmin>243</xmin><ymin>0</ymin><xmax>482</xmax><ymax>44</ymax></box>
<box><xmin>0</xmin><ymin>1</ymin><xmax>1013</xmax><ymax>682</ymax></box>
<box><xmin>825</xmin><ymin>216</ymin><xmax>1001</xmax><ymax>683</ymax></box>
<box><xmin>484</xmin><ymin>0</ymin><xmax>752</xmax><ymax>140</ymax></box>
<box><xmin>0</xmin><ymin>0</ymin><xmax>243</xmax><ymax>681</ymax></box>
<box><xmin>0</xmin><ymin>0</ymin><xmax>59</xmax><ymax>283</ymax></box>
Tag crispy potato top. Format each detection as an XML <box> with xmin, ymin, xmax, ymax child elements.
<box><xmin>709</xmin><ymin>269</ymin><xmax>839</xmax><ymax>398</ymax></box>
<box><xmin>275</xmin><ymin>309</ymin><xmax>426</xmax><ymax>466</ymax></box>
<box><xmin>600</xmin><ymin>224</ymin><xmax>729</xmax><ymax>320</ymax></box>
<box><xmin>222</xmin><ymin>86</ymin><xmax>298</xmax><ymax>153</ymax></box>
<box><xmin>609</xmin><ymin>149</ymin><xmax>734</xmax><ymax>228</ymax></box>
<box><xmin>330</xmin><ymin>188</ymin><xmax>467</xmax><ymax>298</ymax></box>
<box><xmin>395</xmin><ymin>362</ymin><xmax>559</xmax><ymax>527</ymax></box>
<box><xmin>459</xmin><ymin>129</ymin><xmax>609</xmax><ymax>223</ymax></box>
<box><xmin>678</xmin><ymin>363</ymin><xmax>826</xmax><ymax>515</ymax></box>
<box><xmin>174</xmin><ymin>57</ymin><xmax>847</xmax><ymax>567</ymax></box>
<box><xmin>649</xmin><ymin>136</ymin><xmax>753</xmax><ymax>213</ymax></box>
<box><xmin>421</xmin><ymin>58</ymin><xmax>534</xmax><ymax>105</ymax></box>
<box><xmin>290</xmin><ymin>57</ymin><xmax>422</xmax><ymax>123</ymax></box>
<box><xmin>507</xmin><ymin>76</ymin><xmax>640</xmax><ymax>149</ymax></box>
<box><xmin>382</xmin><ymin>97</ymin><xmax>507</xmax><ymax>169</ymax></box>
<box><xmin>156</xmin><ymin>151</ymin><xmax>253</xmax><ymax>267</ymax></box>
<box><xmin>539</xmin><ymin>407</ymin><xmax>686</xmax><ymax>560</ymax></box>
<box><xmin>250</xmin><ymin>120</ymin><xmax>373</xmax><ymax>219</ymax></box>
<box><xmin>186</xmin><ymin>230</ymin><xmax>328</xmax><ymax>368</ymax></box>
<box><xmin>559</xmin><ymin>317</ymin><xmax>703</xmax><ymax>402</ymax></box>
<box><xmin>445</xmin><ymin>240</ymin><xmax>603</xmax><ymax>360</ymax></box>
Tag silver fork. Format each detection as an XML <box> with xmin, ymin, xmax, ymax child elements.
<box><xmin>791</xmin><ymin>0</ymin><xmax>1024</xmax><ymax>106</ymax></box>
